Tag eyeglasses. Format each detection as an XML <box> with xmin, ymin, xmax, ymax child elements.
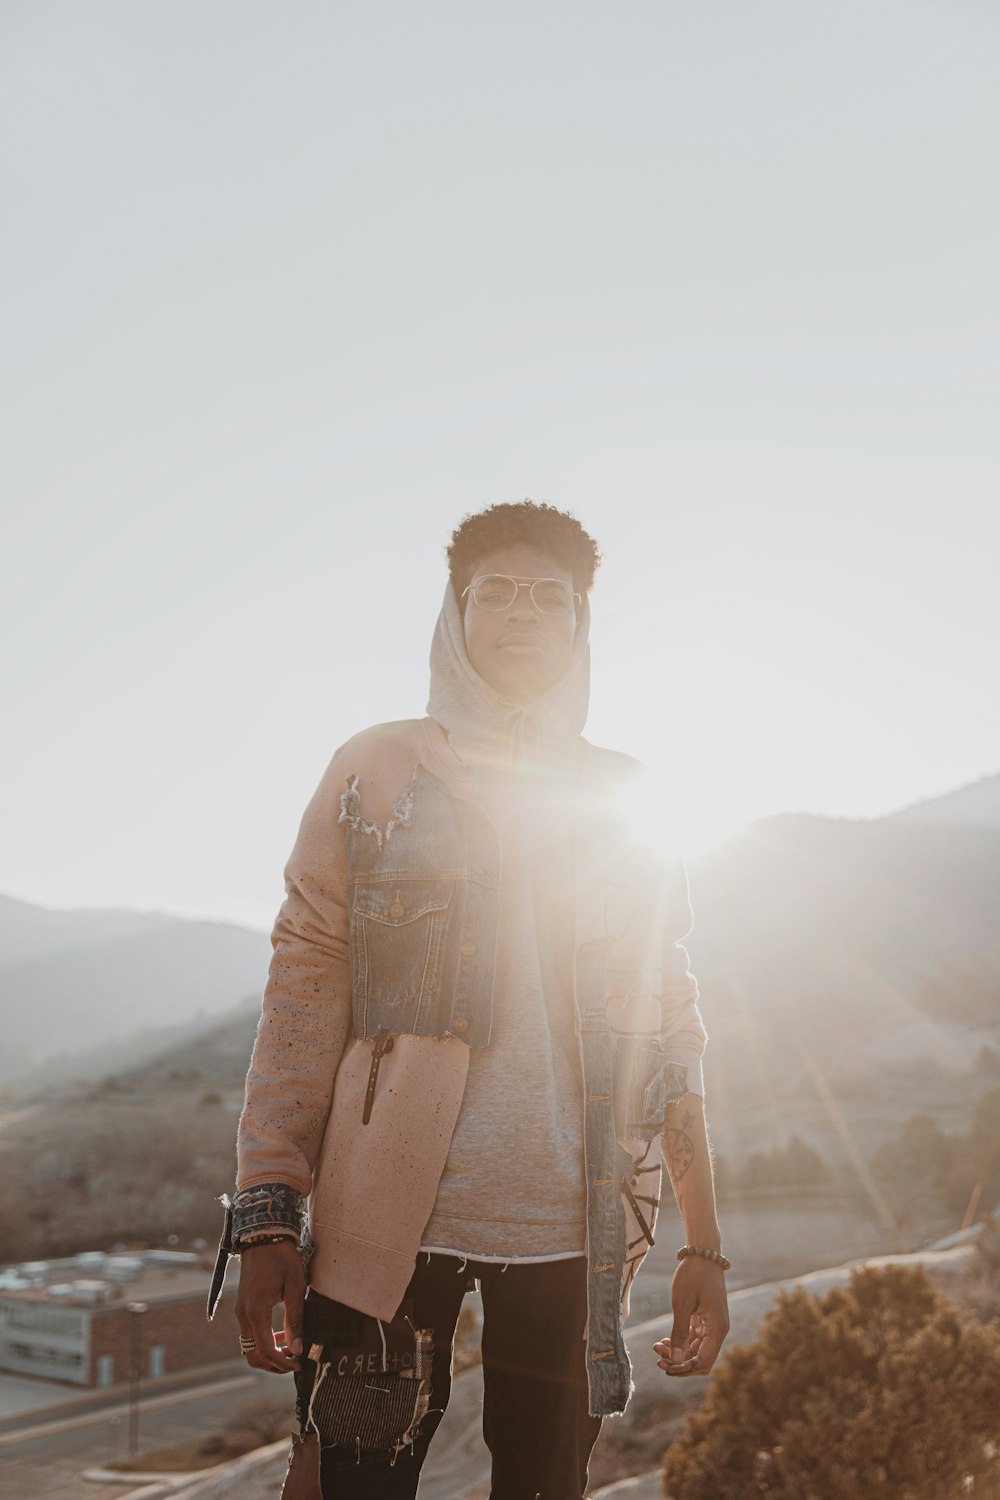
<box><xmin>461</xmin><ymin>574</ymin><xmax>582</xmax><ymax>616</ymax></box>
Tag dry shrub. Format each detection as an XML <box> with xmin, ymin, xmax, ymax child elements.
<box><xmin>662</xmin><ymin>1263</ymin><xmax>1000</xmax><ymax>1500</ymax></box>
<box><xmin>960</xmin><ymin>1214</ymin><xmax>1000</xmax><ymax>1329</ymax></box>
<box><xmin>109</xmin><ymin>1393</ymin><xmax>295</xmax><ymax>1473</ymax></box>
<box><xmin>222</xmin><ymin>1390</ymin><xmax>296</xmax><ymax>1447</ymax></box>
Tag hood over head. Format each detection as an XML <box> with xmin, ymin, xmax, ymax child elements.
<box><xmin>426</xmin><ymin>577</ymin><xmax>591</xmax><ymax>776</ymax></box>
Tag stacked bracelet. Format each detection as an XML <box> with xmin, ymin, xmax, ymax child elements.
<box><xmin>235</xmin><ymin>1233</ymin><xmax>299</xmax><ymax>1252</ymax></box>
<box><xmin>677</xmin><ymin>1244</ymin><xmax>731</xmax><ymax>1271</ymax></box>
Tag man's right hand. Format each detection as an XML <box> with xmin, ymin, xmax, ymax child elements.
<box><xmin>234</xmin><ymin>1239</ymin><xmax>305</xmax><ymax>1374</ymax></box>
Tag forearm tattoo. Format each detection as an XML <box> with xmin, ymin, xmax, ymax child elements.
<box><xmin>664</xmin><ymin>1107</ymin><xmax>696</xmax><ymax>1186</ymax></box>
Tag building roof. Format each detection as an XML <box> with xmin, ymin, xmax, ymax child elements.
<box><xmin>0</xmin><ymin>1250</ymin><xmax>223</xmax><ymax>1309</ymax></box>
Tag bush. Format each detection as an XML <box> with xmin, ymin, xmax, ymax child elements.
<box><xmin>714</xmin><ymin>1135</ymin><xmax>830</xmax><ymax>1197</ymax></box>
<box><xmin>661</xmin><ymin>1263</ymin><xmax>1000</xmax><ymax>1500</ymax></box>
<box><xmin>961</xmin><ymin>1214</ymin><xmax>1000</xmax><ymax>1329</ymax></box>
<box><xmin>871</xmin><ymin>1089</ymin><xmax>1000</xmax><ymax>1221</ymax></box>
<box><xmin>741</xmin><ymin>1133</ymin><xmax>829</xmax><ymax>1191</ymax></box>
<box><xmin>941</xmin><ymin>1087</ymin><xmax>1000</xmax><ymax>1217</ymax></box>
<box><xmin>873</xmin><ymin>1113</ymin><xmax>951</xmax><ymax>1187</ymax></box>
<box><xmin>224</xmin><ymin>1391</ymin><xmax>295</xmax><ymax>1446</ymax></box>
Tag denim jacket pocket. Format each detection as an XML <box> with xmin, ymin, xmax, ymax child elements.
<box><xmin>349</xmin><ymin>877</ymin><xmax>453</xmax><ymax>1035</ymax></box>
<box><xmin>612</xmin><ymin>1034</ymin><xmax>687</xmax><ymax>1142</ymax></box>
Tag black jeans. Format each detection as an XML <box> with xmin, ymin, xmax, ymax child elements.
<box><xmin>294</xmin><ymin>1252</ymin><xmax>603</xmax><ymax>1500</ymax></box>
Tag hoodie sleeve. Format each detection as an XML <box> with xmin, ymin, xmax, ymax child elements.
<box><xmin>235</xmin><ymin>749</ymin><xmax>354</xmax><ymax>1199</ymax></box>
<box><xmin>659</xmin><ymin>857</ymin><xmax>708</xmax><ymax>1098</ymax></box>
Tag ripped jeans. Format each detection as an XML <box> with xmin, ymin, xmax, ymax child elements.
<box><xmin>293</xmin><ymin>1252</ymin><xmax>602</xmax><ymax>1500</ymax></box>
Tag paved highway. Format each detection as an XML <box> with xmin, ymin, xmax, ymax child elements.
<box><xmin>0</xmin><ymin>1367</ymin><xmax>296</xmax><ymax>1500</ymax></box>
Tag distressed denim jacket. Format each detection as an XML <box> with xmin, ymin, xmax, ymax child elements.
<box><xmin>225</xmin><ymin>729</ymin><xmax>706</xmax><ymax>1417</ymax></box>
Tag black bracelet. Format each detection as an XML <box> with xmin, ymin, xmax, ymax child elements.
<box><xmin>235</xmin><ymin>1232</ymin><xmax>299</xmax><ymax>1252</ymax></box>
<box><xmin>677</xmin><ymin>1243</ymin><xmax>731</xmax><ymax>1271</ymax></box>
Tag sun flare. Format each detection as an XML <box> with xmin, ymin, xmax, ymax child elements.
<box><xmin>611</xmin><ymin>766</ymin><xmax>748</xmax><ymax>863</ymax></box>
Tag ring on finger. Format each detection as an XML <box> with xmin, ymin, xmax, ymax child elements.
<box><xmin>239</xmin><ymin>1336</ymin><xmax>258</xmax><ymax>1353</ymax></box>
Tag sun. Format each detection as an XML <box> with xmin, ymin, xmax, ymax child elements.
<box><xmin>611</xmin><ymin>764</ymin><xmax>749</xmax><ymax>863</ymax></box>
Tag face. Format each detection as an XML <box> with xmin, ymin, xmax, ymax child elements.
<box><xmin>461</xmin><ymin>543</ymin><xmax>580</xmax><ymax>703</ymax></box>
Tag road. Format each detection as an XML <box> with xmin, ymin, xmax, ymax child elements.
<box><xmin>0</xmin><ymin>1366</ymin><xmax>296</xmax><ymax>1500</ymax></box>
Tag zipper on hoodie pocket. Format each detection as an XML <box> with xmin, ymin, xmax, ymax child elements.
<box><xmin>362</xmin><ymin>1028</ymin><xmax>395</xmax><ymax>1125</ymax></box>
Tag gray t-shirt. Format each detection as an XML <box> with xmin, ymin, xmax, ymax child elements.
<box><xmin>420</xmin><ymin>770</ymin><xmax>587</xmax><ymax>1259</ymax></box>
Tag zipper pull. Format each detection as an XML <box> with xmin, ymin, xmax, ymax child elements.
<box><xmin>362</xmin><ymin>1028</ymin><xmax>395</xmax><ymax>1125</ymax></box>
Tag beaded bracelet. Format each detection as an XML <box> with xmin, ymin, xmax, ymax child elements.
<box><xmin>235</xmin><ymin>1233</ymin><xmax>299</xmax><ymax>1253</ymax></box>
<box><xmin>677</xmin><ymin>1243</ymin><xmax>731</xmax><ymax>1271</ymax></box>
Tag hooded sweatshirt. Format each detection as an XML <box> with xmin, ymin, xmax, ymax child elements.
<box><xmin>418</xmin><ymin>581</ymin><xmax>592</xmax><ymax>1259</ymax></box>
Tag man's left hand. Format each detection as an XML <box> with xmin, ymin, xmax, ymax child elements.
<box><xmin>653</xmin><ymin>1255</ymin><xmax>730</xmax><ymax>1377</ymax></box>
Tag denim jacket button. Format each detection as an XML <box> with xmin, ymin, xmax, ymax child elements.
<box><xmin>460</xmin><ymin>941</ymin><xmax>477</xmax><ymax>958</ymax></box>
<box><xmin>452</xmin><ymin>1018</ymin><xmax>469</xmax><ymax>1034</ymax></box>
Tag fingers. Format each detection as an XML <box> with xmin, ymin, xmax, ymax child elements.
<box><xmin>692</xmin><ymin>1308</ymin><xmax>731</xmax><ymax>1374</ymax></box>
<box><xmin>658</xmin><ymin>1258</ymin><xmax>731</xmax><ymax>1377</ymax></box>
<box><xmin>654</xmin><ymin>1327</ymin><xmax>727</xmax><ymax>1376</ymax></box>
<box><xmin>661</xmin><ymin>1286</ymin><xmax>697</xmax><ymax>1371</ymax></box>
<box><xmin>235</xmin><ymin>1245</ymin><xmax>304</xmax><ymax>1375</ymax></box>
<box><xmin>654</xmin><ymin>1313</ymin><xmax>710</xmax><ymax>1377</ymax></box>
<box><xmin>235</xmin><ymin>1285</ymin><xmax>280</xmax><ymax>1373</ymax></box>
<box><xmin>237</xmin><ymin>1301</ymin><xmax>299</xmax><ymax>1374</ymax></box>
<box><xmin>666</xmin><ymin>1299</ymin><xmax>693</xmax><ymax>1363</ymax></box>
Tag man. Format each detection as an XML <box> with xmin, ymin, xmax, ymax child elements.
<box><xmin>209</xmin><ymin>501</ymin><xmax>729</xmax><ymax>1500</ymax></box>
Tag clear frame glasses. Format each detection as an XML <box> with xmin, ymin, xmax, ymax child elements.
<box><xmin>461</xmin><ymin>574</ymin><xmax>582</xmax><ymax>616</ymax></box>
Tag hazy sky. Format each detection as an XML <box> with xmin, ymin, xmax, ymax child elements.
<box><xmin>3</xmin><ymin>0</ymin><xmax>997</xmax><ymax>931</ymax></box>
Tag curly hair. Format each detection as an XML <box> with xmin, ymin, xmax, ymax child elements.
<box><xmin>446</xmin><ymin>500</ymin><xmax>602</xmax><ymax>597</ymax></box>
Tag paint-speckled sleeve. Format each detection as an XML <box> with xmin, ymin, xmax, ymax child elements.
<box><xmin>236</xmin><ymin>750</ymin><xmax>353</xmax><ymax>1197</ymax></box>
<box><xmin>659</xmin><ymin>857</ymin><xmax>708</xmax><ymax>1098</ymax></box>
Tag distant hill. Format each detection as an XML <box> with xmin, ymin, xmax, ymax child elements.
<box><xmin>0</xmin><ymin>891</ymin><xmax>173</xmax><ymax>965</ymax></box>
<box><xmin>15</xmin><ymin>997</ymin><xmax>263</xmax><ymax>1094</ymax></box>
<box><xmin>112</xmin><ymin>1002</ymin><xmax>262</xmax><ymax>1093</ymax></box>
<box><xmin>690</xmin><ymin>810</ymin><xmax>1000</xmax><ymax>1065</ymax></box>
<box><xmin>0</xmin><ymin>1008</ymin><xmax>268</xmax><ymax>1261</ymax></box>
<box><xmin>0</xmin><ymin>894</ymin><xmax>270</xmax><ymax>1082</ymax></box>
<box><xmin>687</xmin><ymin>808</ymin><xmax>1000</xmax><ymax>1169</ymax></box>
<box><xmin>886</xmin><ymin>770</ymin><xmax>1000</xmax><ymax>829</ymax></box>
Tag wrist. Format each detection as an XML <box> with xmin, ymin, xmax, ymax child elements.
<box><xmin>683</xmin><ymin>1226</ymin><xmax>722</xmax><ymax>1253</ymax></box>
<box><xmin>677</xmin><ymin>1243</ymin><xmax>731</xmax><ymax>1271</ymax></box>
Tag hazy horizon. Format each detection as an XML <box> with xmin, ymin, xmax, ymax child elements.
<box><xmin>1</xmin><ymin>757</ymin><xmax>995</xmax><ymax>935</ymax></box>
